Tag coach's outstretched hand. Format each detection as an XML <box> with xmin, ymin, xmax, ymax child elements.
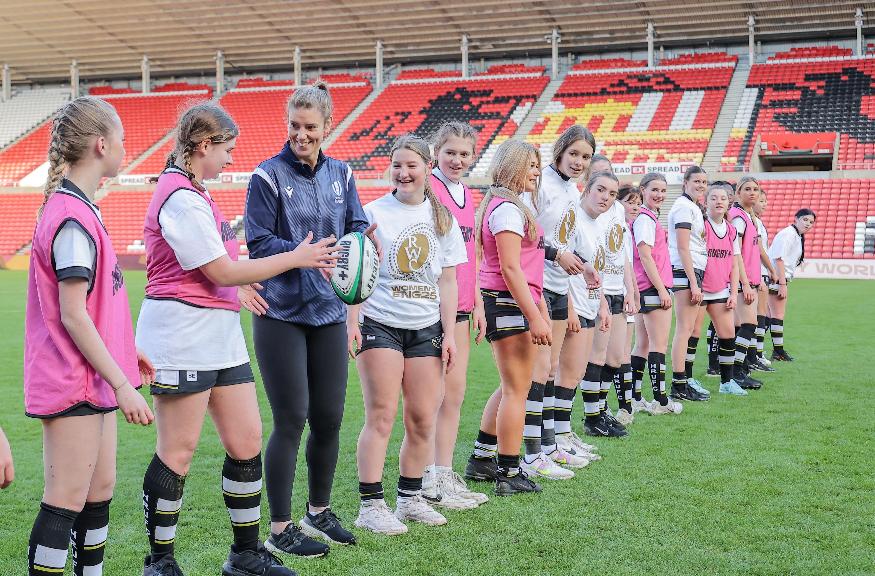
<box><xmin>0</xmin><ymin>427</ymin><xmax>13</xmax><ymax>489</ymax></box>
<box><xmin>294</xmin><ymin>231</ymin><xmax>340</xmax><ymax>269</ymax></box>
<box><xmin>115</xmin><ymin>382</ymin><xmax>154</xmax><ymax>426</ymax></box>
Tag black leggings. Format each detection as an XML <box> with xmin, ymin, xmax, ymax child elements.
<box><xmin>253</xmin><ymin>316</ymin><xmax>349</xmax><ymax>522</ymax></box>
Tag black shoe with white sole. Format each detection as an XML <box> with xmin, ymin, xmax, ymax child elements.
<box><xmin>264</xmin><ymin>524</ymin><xmax>328</xmax><ymax>559</ymax></box>
<box><xmin>751</xmin><ymin>359</ymin><xmax>775</xmax><ymax>372</ymax></box>
<box><xmin>300</xmin><ymin>508</ymin><xmax>356</xmax><ymax>546</ymax></box>
<box><xmin>495</xmin><ymin>471</ymin><xmax>542</xmax><ymax>496</ymax></box>
<box><xmin>670</xmin><ymin>382</ymin><xmax>708</xmax><ymax>402</ymax></box>
<box><xmin>771</xmin><ymin>350</ymin><xmax>794</xmax><ymax>362</ymax></box>
<box><xmin>144</xmin><ymin>554</ymin><xmax>185</xmax><ymax>576</ymax></box>
<box><xmin>584</xmin><ymin>416</ymin><xmax>627</xmax><ymax>438</ymax></box>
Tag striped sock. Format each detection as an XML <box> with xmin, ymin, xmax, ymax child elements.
<box><xmin>523</xmin><ymin>381</ymin><xmax>545</xmax><ymax>462</ymax></box>
<box><xmin>553</xmin><ymin>385</ymin><xmax>576</xmax><ymax>435</ymax></box>
<box><xmin>71</xmin><ymin>499</ymin><xmax>110</xmax><ymax>576</ymax></box>
<box><xmin>359</xmin><ymin>481</ymin><xmax>384</xmax><ymax>502</ymax></box>
<box><xmin>222</xmin><ymin>454</ymin><xmax>262</xmax><ymax>552</ymax></box>
<box><xmin>718</xmin><ymin>338</ymin><xmax>736</xmax><ymax>384</ymax></box>
<box><xmin>707</xmin><ymin>323</ymin><xmax>719</xmax><ymax>370</ymax></box>
<box><xmin>29</xmin><ymin>502</ymin><xmax>77</xmax><ymax>576</ymax></box>
<box><xmin>771</xmin><ymin>319</ymin><xmax>785</xmax><ymax>353</ymax></box>
<box><xmin>580</xmin><ymin>363</ymin><xmax>602</xmax><ymax>425</ymax></box>
<box><xmin>648</xmin><ymin>352</ymin><xmax>667</xmax><ymax>404</ymax></box>
<box><xmin>397</xmin><ymin>476</ymin><xmax>422</xmax><ymax>500</ymax></box>
<box><xmin>686</xmin><ymin>336</ymin><xmax>699</xmax><ymax>379</ymax></box>
<box><xmin>735</xmin><ymin>323</ymin><xmax>755</xmax><ymax>372</ymax></box>
<box><xmin>611</xmin><ymin>365</ymin><xmax>624</xmax><ymax>410</ymax></box>
<box><xmin>599</xmin><ymin>365</ymin><xmax>614</xmax><ymax>413</ymax></box>
<box><xmin>621</xmin><ymin>363</ymin><xmax>633</xmax><ymax>411</ymax></box>
<box><xmin>541</xmin><ymin>380</ymin><xmax>557</xmax><ymax>455</ymax></box>
<box><xmin>143</xmin><ymin>454</ymin><xmax>185</xmax><ymax>562</ymax></box>
<box><xmin>755</xmin><ymin>315</ymin><xmax>767</xmax><ymax>356</ymax></box>
<box><xmin>496</xmin><ymin>454</ymin><xmax>521</xmax><ymax>478</ymax></box>
<box><xmin>472</xmin><ymin>430</ymin><xmax>497</xmax><ymax>460</ymax></box>
<box><xmin>631</xmin><ymin>355</ymin><xmax>646</xmax><ymax>401</ymax></box>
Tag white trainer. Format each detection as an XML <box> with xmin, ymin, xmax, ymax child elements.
<box><xmin>546</xmin><ymin>447</ymin><xmax>590</xmax><ymax>469</ymax></box>
<box><xmin>354</xmin><ymin>499</ymin><xmax>408</xmax><ymax>535</ymax></box>
<box><xmin>520</xmin><ymin>452</ymin><xmax>575</xmax><ymax>480</ymax></box>
<box><xmin>439</xmin><ymin>469</ymin><xmax>488</xmax><ymax>506</ymax></box>
<box><xmin>615</xmin><ymin>408</ymin><xmax>634</xmax><ymax>426</ymax></box>
<box><xmin>631</xmin><ymin>398</ymin><xmax>652</xmax><ymax>414</ymax></box>
<box><xmin>558</xmin><ymin>432</ymin><xmax>601</xmax><ymax>461</ymax></box>
<box><xmin>649</xmin><ymin>399</ymin><xmax>684</xmax><ymax>415</ymax></box>
<box><xmin>394</xmin><ymin>495</ymin><xmax>448</xmax><ymax>526</ymax></box>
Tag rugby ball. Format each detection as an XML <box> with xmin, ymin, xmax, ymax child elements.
<box><xmin>331</xmin><ymin>231</ymin><xmax>379</xmax><ymax>305</ymax></box>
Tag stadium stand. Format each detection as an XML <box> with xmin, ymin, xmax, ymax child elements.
<box><xmin>0</xmin><ymin>122</ymin><xmax>52</xmax><ymax>186</ymax></box>
<box><xmin>0</xmin><ymin>88</ymin><xmax>69</xmax><ymax>150</ymax></box>
<box><xmin>0</xmin><ymin>193</ymin><xmax>43</xmax><ymax>257</ymax></box>
<box><xmin>721</xmin><ymin>47</ymin><xmax>875</xmax><ymax>171</ymax></box>
<box><xmin>327</xmin><ymin>66</ymin><xmax>549</xmax><ymax>178</ymax></box>
<box><xmin>528</xmin><ymin>54</ymin><xmax>737</xmax><ymax>167</ymax></box>
<box><xmin>762</xmin><ymin>179</ymin><xmax>875</xmax><ymax>259</ymax></box>
<box><xmin>131</xmin><ymin>76</ymin><xmax>371</xmax><ymax>175</ymax></box>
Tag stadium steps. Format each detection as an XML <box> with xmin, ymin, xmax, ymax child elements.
<box><xmin>322</xmin><ymin>84</ymin><xmax>382</xmax><ymax>149</ymax></box>
<box><xmin>512</xmin><ymin>75</ymin><xmax>565</xmax><ymax>141</ymax></box>
<box><xmin>701</xmin><ymin>63</ymin><xmax>750</xmax><ymax>174</ymax></box>
<box><xmin>120</xmin><ymin>130</ymin><xmax>177</xmax><ymax>180</ymax></box>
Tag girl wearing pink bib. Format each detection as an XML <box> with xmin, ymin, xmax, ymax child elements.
<box><xmin>628</xmin><ymin>173</ymin><xmax>682</xmax><ymax>415</ymax></box>
<box><xmin>728</xmin><ymin>176</ymin><xmax>766</xmax><ymax>390</ymax></box>
<box><xmin>465</xmin><ymin>139</ymin><xmax>549</xmax><ymax>496</ymax></box>
<box><xmin>701</xmin><ymin>185</ymin><xmax>744</xmax><ymax>396</ymax></box>
<box><xmin>138</xmin><ymin>103</ymin><xmax>337</xmax><ymax>576</ymax></box>
<box><xmin>423</xmin><ymin>122</ymin><xmax>490</xmax><ymax>509</ymax></box>
<box><xmin>25</xmin><ymin>97</ymin><xmax>155</xmax><ymax>576</ymax></box>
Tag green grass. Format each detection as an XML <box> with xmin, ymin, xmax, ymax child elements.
<box><xmin>0</xmin><ymin>271</ymin><xmax>873</xmax><ymax>575</ymax></box>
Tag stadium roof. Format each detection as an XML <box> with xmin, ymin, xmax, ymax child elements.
<box><xmin>0</xmin><ymin>0</ymin><xmax>870</xmax><ymax>82</ymax></box>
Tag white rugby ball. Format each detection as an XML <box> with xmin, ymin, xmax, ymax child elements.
<box><xmin>330</xmin><ymin>231</ymin><xmax>379</xmax><ymax>305</ymax></box>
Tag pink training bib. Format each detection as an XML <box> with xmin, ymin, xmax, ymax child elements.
<box><xmin>25</xmin><ymin>190</ymin><xmax>139</xmax><ymax>417</ymax></box>
<box><xmin>479</xmin><ymin>196</ymin><xmax>545</xmax><ymax>304</ymax></box>
<box><xmin>431</xmin><ymin>173</ymin><xmax>476</xmax><ymax>313</ymax></box>
<box><xmin>728</xmin><ymin>204</ymin><xmax>760</xmax><ymax>287</ymax></box>
<box><xmin>702</xmin><ymin>218</ymin><xmax>737</xmax><ymax>293</ymax></box>
<box><xmin>632</xmin><ymin>207</ymin><xmax>674</xmax><ymax>292</ymax></box>
<box><xmin>144</xmin><ymin>168</ymin><xmax>240</xmax><ymax>311</ymax></box>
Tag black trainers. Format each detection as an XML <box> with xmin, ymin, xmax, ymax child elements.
<box><xmin>300</xmin><ymin>508</ymin><xmax>356</xmax><ymax>546</ymax></box>
<box><xmin>464</xmin><ymin>455</ymin><xmax>497</xmax><ymax>482</ymax></box>
<box><xmin>584</xmin><ymin>416</ymin><xmax>627</xmax><ymax>437</ymax></box>
<box><xmin>602</xmin><ymin>411</ymin><xmax>626</xmax><ymax>430</ymax></box>
<box><xmin>144</xmin><ymin>554</ymin><xmax>184</xmax><ymax>576</ymax></box>
<box><xmin>771</xmin><ymin>350</ymin><xmax>794</xmax><ymax>362</ymax></box>
<box><xmin>751</xmin><ymin>359</ymin><xmax>775</xmax><ymax>372</ymax></box>
<box><xmin>706</xmin><ymin>367</ymin><xmax>720</xmax><ymax>378</ymax></box>
<box><xmin>738</xmin><ymin>375</ymin><xmax>762</xmax><ymax>390</ymax></box>
<box><xmin>264</xmin><ymin>523</ymin><xmax>329</xmax><ymax>558</ymax></box>
<box><xmin>670</xmin><ymin>382</ymin><xmax>708</xmax><ymax>402</ymax></box>
<box><xmin>222</xmin><ymin>544</ymin><xmax>297</xmax><ymax>576</ymax></box>
<box><xmin>495</xmin><ymin>470</ymin><xmax>542</xmax><ymax>496</ymax></box>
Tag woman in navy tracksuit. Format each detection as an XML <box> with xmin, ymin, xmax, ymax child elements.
<box><xmin>245</xmin><ymin>81</ymin><xmax>378</xmax><ymax>557</ymax></box>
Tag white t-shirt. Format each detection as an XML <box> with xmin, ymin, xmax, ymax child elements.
<box><xmin>537</xmin><ymin>166</ymin><xmax>579</xmax><ymax>295</ymax></box>
<box><xmin>594</xmin><ymin>201</ymin><xmax>629</xmax><ymax>296</ymax></box>
<box><xmin>668</xmin><ymin>194</ymin><xmax>707</xmax><ymax>270</ymax></box>
<box><xmin>488</xmin><ymin>202</ymin><xmax>527</xmax><ymax>237</ymax></box>
<box><xmin>136</xmin><ymin>188</ymin><xmax>250</xmax><ymax>372</ymax></box>
<box><xmin>568</xmin><ymin>208</ymin><xmax>601</xmax><ymax>321</ymax></box>
<box><xmin>53</xmin><ymin>219</ymin><xmax>98</xmax><ymax>289</ymax></box>
<box><xmin>756</xmin><ymin>217</ymin><xmax>770</xmax><ymax>276</ymax></box>
<box><xmin>362</xmin><ymin>193</ymin><xmax>467</xmax><ymax>330</ymax></box>
<box><xmin>703</xmin><ymin>217</ymin><xmax>741</xmax><ymax>300</ymax></box>
<box><xmin>633</xmin><ymin>214</ymin><xmax>657</xmax><ymax>247</ymax></box>
<box><xmin>432</xmin><ymin>168</ymin><xmax>465</xmax><ymax>208</ymax></box>
<box><xmin>768</xmin><ymin>225</ymin><xmax>803</xmax><ymax>280</ymax></box>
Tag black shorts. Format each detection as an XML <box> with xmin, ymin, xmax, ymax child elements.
<box><xmin>604</xmin><ymin>293</ymin><xmax>624</xmax><ymax>316</ymax></box>
<box><xmin>151</xmin><ymin>363</ymin><xmax>254</xmax><ymax>395</ymax></box>
<box><xmin>702</xmin><ymin>296</ymin><xmax>729</xmax><ymax>305</ymax></box>
<box><xmin>768</xmin><ymin>279</ymin><xmax>790</xmax><ymax>295</ymax></box>
<box><xmin>761</xmin><ymin>275</ymin><xmax>771</xmax><ymax>287</ymax></box>
<box><xmin>544</xmin><ymin>289</ymin><xmax>569</xmax><ymax>321</ymax></box>
<box><xmin>27</xmin><ymin>401</ymin><xmax>117</xmax><ymax>419</ymax></box>
<box><xmin>578</xmin><ymin>315</ymin><xmax>596</xmax><ymax>329</ymax></box>
<box><xmin>639</xmin><ymin>286</ymin><xmax>671</xmax><ymax>314</ymax></box>
<box><xmin>456</xmin><ymin>311</ymin><xmax>471</xmax><ymax>324</ymax></box>
<box><xmin>736</xmin><ymin>281</ymin><xmax>759</xmax><ymax>293</ymax></box>
<box><xmin>358</xmin><ymin>316</ymin><xmax>443</xmax><ymax>358</ymax></box>
<box><xmin>482</xmin><ymin>289</ymin><xmax>530</xmax><ymax>342</ymax></box>
<box><xmin>672</xmin><ymin>268</ymin><xmax>705</xmax><ymax>292</ymax></box>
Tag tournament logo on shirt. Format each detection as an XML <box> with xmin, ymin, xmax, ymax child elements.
<box><xmin>389</xmin><ymin>222</ymin><xmax>438</xmax><ymax>280</ymax></box>
<box><xmin>593</xmin><ymin>245</ymin><xmax>606</xmax><ymax>273</ymax></box>
<box><xmin>606</xmin><ymin>223</ymin><xmax>625</xmax><ymax>255</ymax></box>
<box><xmin>557</xmin><ymin>207</ymin><xmax>577</xmax><ymax>247</ymax></box>
<box><xmin>112</xmin><ymin>262</ymin><xmax>124</xmax><ymax>295</ymax></box>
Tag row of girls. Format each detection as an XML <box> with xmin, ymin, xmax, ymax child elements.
<box><xmin>20</xmin><ymin>86</ymin><xmax>813</xmax><ymax>576</ymax></box>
